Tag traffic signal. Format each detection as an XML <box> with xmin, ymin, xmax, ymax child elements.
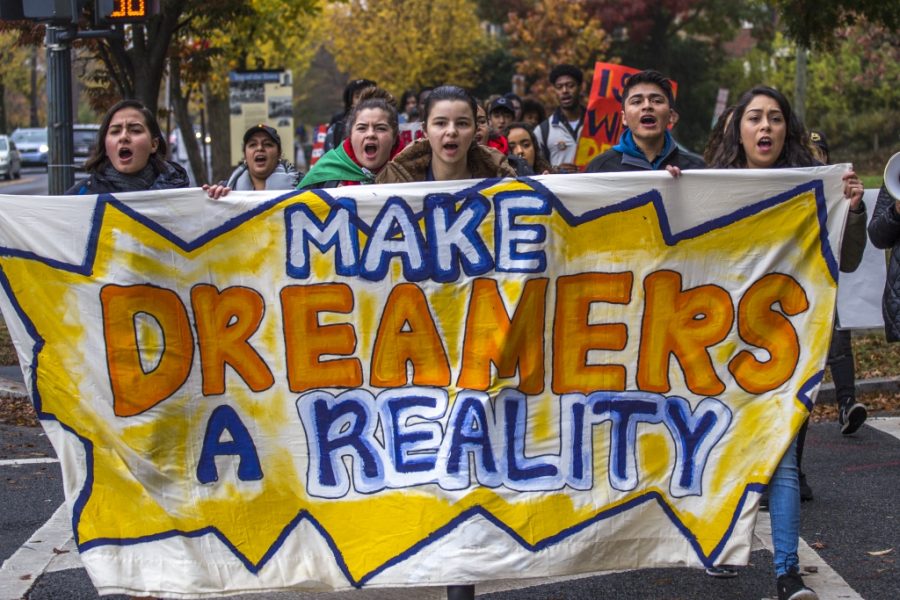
<box><xmin>0</xmin><ymin>0</ymin><xmax>26</xmax><ymax>20</ymax></box>
<box><xmin>22</xmin><ymin>0</ymin><xmax>89</xmax><ymax>23</ymax></box>
<box><xmin>94</xmin><ymin>0</ymin><xmax>158</xmax><ymax>25</ymax></box>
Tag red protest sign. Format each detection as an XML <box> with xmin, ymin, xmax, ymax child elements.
<box><xmin>309</xmin><ymin>124</ymin><xmax>329</xmax><ymax>166</ymax></box>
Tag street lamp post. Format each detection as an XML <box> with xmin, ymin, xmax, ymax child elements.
<box><xmin>45</xmin><ymin>24</ymin><xmax>75</xmax><ymax>195</ymax></box>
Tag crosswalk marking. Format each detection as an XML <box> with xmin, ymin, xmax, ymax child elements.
<box><xmin>754</xmin><ymin>511</ymin><xmax>864</xmax><ymax>600</ymax></box>
<box><xmin>0</xmin><ymin>457</ymin><xmax>58</xmax><ymax>466</ymax></box>
<box><xmin>0</xmin><ymin>504</ymin><xmax>70</xmax><ymax>600</ymax></box>
<box><xmin>866</xmin><ymin>416</ymin><xmax>900</xmax><ymax>440</ymax></box>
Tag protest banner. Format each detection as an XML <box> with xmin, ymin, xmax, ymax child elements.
<box><xmin>575</xmin><ymin>62</ymin><xmax>678</xmax><ymax>168</ymax></box>
<box><xmin>0</xmin><ymin>165</ymin><xmax>850</xmax><ymax>596</ymax></box>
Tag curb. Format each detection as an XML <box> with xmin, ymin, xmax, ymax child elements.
<box><xmin>816</xmin><ymin>377</ymin><xmax>900</xmax><ymax>403</ymax></box>
<box><xmin>0</xmin><ymin>377</ymin><xmax>27</xmax><ymax>401</ymax></box>
<box><xmin>2</xmin><ymin>377</ymin><xmax>899</xmax><ymax>405</ymax></box>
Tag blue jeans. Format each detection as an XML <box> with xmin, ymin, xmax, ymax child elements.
<box><xmin>769</xmin><ymin>438</ymin><xmax>800</xmax><ymax>577</ymax></box>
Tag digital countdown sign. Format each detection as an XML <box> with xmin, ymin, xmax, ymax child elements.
<box><xmin>97</xmin><ymin>0</ymin><xmax>157</xmax><ymax>23</ymax></box>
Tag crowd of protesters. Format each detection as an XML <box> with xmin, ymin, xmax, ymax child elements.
<box><xmin>75</xmin><ymin>62</ymin><xmax>895</xmax><ymax>600</ymax></box>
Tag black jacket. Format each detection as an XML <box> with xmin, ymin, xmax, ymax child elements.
<box><xmin>867</xmin><ymin>186</ymin><xmax>900</xmax><ymax>341</ymax></box>
<box><xmin>585</xmin><ymin>146</ymin><xmax>705</xmax><ymax>173</ymax></box>
<box><xmin>66</xmin><ymin>160</ymin><xmax>190</xmax><ymax>195</ymax></box>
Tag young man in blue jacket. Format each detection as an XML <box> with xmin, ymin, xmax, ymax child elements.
<box><xmin>586</xmin><ymin>70</ymin><xmax>704</xmax><ymax>173</ymax></box>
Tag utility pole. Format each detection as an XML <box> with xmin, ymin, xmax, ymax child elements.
<box><xmin>46</xmin><ymin>24</ymin><xmax>75</xmax><ymax>195</ymax></box>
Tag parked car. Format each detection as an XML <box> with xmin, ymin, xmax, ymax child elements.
<box><xmin>73</xmin><ymin>124</ymin><xmax>100</xmax><ymax>169</ymax></box>
<box><xmin>10</xmin><ymin>128</ymin><xmax>48</xmax><ymax>168</ymax></box>
<box><xmin>0</xmin><ymin>135</ymin><xmax>22</xmax><ymax>180</ymax></box>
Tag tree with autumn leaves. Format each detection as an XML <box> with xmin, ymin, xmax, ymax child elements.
<box><xmin>324</xmin><ymin>0</ymin><xmax>492</xmax><ymax>92</ymax></box>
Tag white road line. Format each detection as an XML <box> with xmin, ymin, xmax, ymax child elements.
<box><xmin>0</xmin><ymin>457</ymin><xmax>58</xmax><ymax>466</ymax></box>
<box><xmin>755</xmin><ymin>506</ymin><xmax>864</xmax><ymax>600</ymax></box>
<box><xmin>0</xmin><ymin>503</ymin><xmax>72</xmax><ymax>600</ymax></box>
<box><xmin>866</xmin><ymin>416</ymin><xmax>900</xmax><ymax>441</ymax></box>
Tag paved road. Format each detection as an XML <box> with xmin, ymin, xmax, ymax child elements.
<box><xmin>2</xmin><ymin>410</ymin><xmax>897</xmax><ymax>600</ymax></box>
<box><xmin>0</xmin><ymin>170</ymin><xmax>89</xmax><ymax>196</ymax></box>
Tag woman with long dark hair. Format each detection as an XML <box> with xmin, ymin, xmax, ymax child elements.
<box><xmin>505</xmin><ymin>122</ymin><xmax>552</xmax><ymax>175</ymax></box>
<box><xmin>67</xmin><ymin>99</ymin><xmax>188</xmax><ymax>194</ymax></box>
<box><xmin>712</xmin><ymin>85</ymin><xmax>865</xmax><ymax>600</ymax></box>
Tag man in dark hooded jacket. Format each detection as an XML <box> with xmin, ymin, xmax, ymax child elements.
<box><xmin>868</xmin><ymin>185</ymin><xmax>900</xmax><ymax>343</ymax></box>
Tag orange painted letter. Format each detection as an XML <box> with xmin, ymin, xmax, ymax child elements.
<box><xmin>729</xmin><ymin>273</ymin><xmax>808</xmax><ymax>394</ymax></box>
<box><xmin>457</xmin><ymin>278</ymin><xmax>548</xmax><ymax>394</ymax></box>
<box><xmin>101</xmin><ymin>284</ymin><xmax>193</xmax><ymax>417</ymax></box>
<box><xmin>371</xmin><ymin>283</ymin><xmax>451</xmax><ymax>387</ymax></box>
<box><xmin>281</xmin><ymin>284</ymin><xmax>362</xmax><ymax>392</ymax></box>
<box><xmin>552</xmin><ymin>272</ymin><xmax>632</xmax><ymax>394</ymax></box>
<box><xmin>637</xmin><ymin>271</ymin><xmax>734</xmax><ymax>395</ymax></box>
<box><xmin>191</xmin><ymin>284</ymin><xmax>274</xmax><ymax>396</ymax></box>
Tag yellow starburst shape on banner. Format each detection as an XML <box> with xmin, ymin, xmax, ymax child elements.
<box><xmin>0</xmin><ymin>178</ymin><xmax>836</xmax><ymax>583</ymax></box>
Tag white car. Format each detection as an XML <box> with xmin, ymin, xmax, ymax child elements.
<box><xmin>0</xmin><ymin>135</ymin><xmax>22</xmax><ymax>180</ymax></box>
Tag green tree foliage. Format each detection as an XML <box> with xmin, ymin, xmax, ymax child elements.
<box><xmin>585</xmin><ymin>0</ymin><xmax>773</xmax><ymax>153</ymax></box>
<box><xmin>720</xmin><ymin>24</ymin><xmax>900</xmax><ymax>169</ymax></box>
<box><xmin>771</xmin><ymin>0</ymin><xmax>900</xmax><ymax>49</ymax></box>
<box><xmin>325</xmin><ymin>0</ymin><xmax>493</xmax><ymax>92</ymax></box>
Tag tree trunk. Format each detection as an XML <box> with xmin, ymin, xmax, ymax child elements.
<box><xmin>204</xmin><ymin>84</ymin><xmax>233</xmax><ymax>183</ymax></box>
<box><xmin>170</xmin><ymin>57</ymin><xmax>208</xmax><ymax>186</ymax></box>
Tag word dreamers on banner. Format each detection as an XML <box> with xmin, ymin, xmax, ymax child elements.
<box><xmin>101</xmin><ymin>272</ymin><xmax>808</xmax><ymax>418</ymax></box>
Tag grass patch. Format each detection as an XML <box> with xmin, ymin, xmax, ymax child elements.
<box><xmin>850</xmin><ymin>330</ymin><xmax>900</xmax><ymax>379</ymax></box>
<box><xmin>861</xmin><ymin>174</ymin><xmax>884</xmax><ymax>189</ymax></box>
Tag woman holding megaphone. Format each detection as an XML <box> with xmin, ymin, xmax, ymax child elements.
<box><xmin>866</xmin><ymin>152</ymin><xmax>900</xmax><ymax>343</ymax></box>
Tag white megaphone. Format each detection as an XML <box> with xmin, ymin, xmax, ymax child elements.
<box><xmin>885</xmin><ymin>152</ymin><xmax>900</xmax><ymax>199</ymax></box>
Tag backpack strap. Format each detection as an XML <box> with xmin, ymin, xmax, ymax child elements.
<box><xmin>539</xmin><ymin>120</ymin><xmax>551</xmax><ymax>163</ymax></box>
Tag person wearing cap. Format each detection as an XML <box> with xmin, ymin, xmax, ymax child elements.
<box><xmin>586</xmin><ymin>69</ymin><xmax>705</xmax><ymax>174</ymax></box>
<box><xmin>489</xmin><ymin>97</ymin><xmax>516</xmax><ymax>137</ymax></box>
<box><xmin>203</xmin><ymin>124</ymin><xmax>300</xmax><ymax>198</ymax></box>
<box><xmin>503</xmin><ymin>92</ymin><xmax>523</xmax><ymax>121</ymax></box>
<box><xmin>486</xmin><ymin>97</ymin><xmax>515</xmax><ymax>155</ymax></box>
<box><xmin>535</xmin><ymin>64</ymin><xmax>586</xmax><ymax>173</ymax></box>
